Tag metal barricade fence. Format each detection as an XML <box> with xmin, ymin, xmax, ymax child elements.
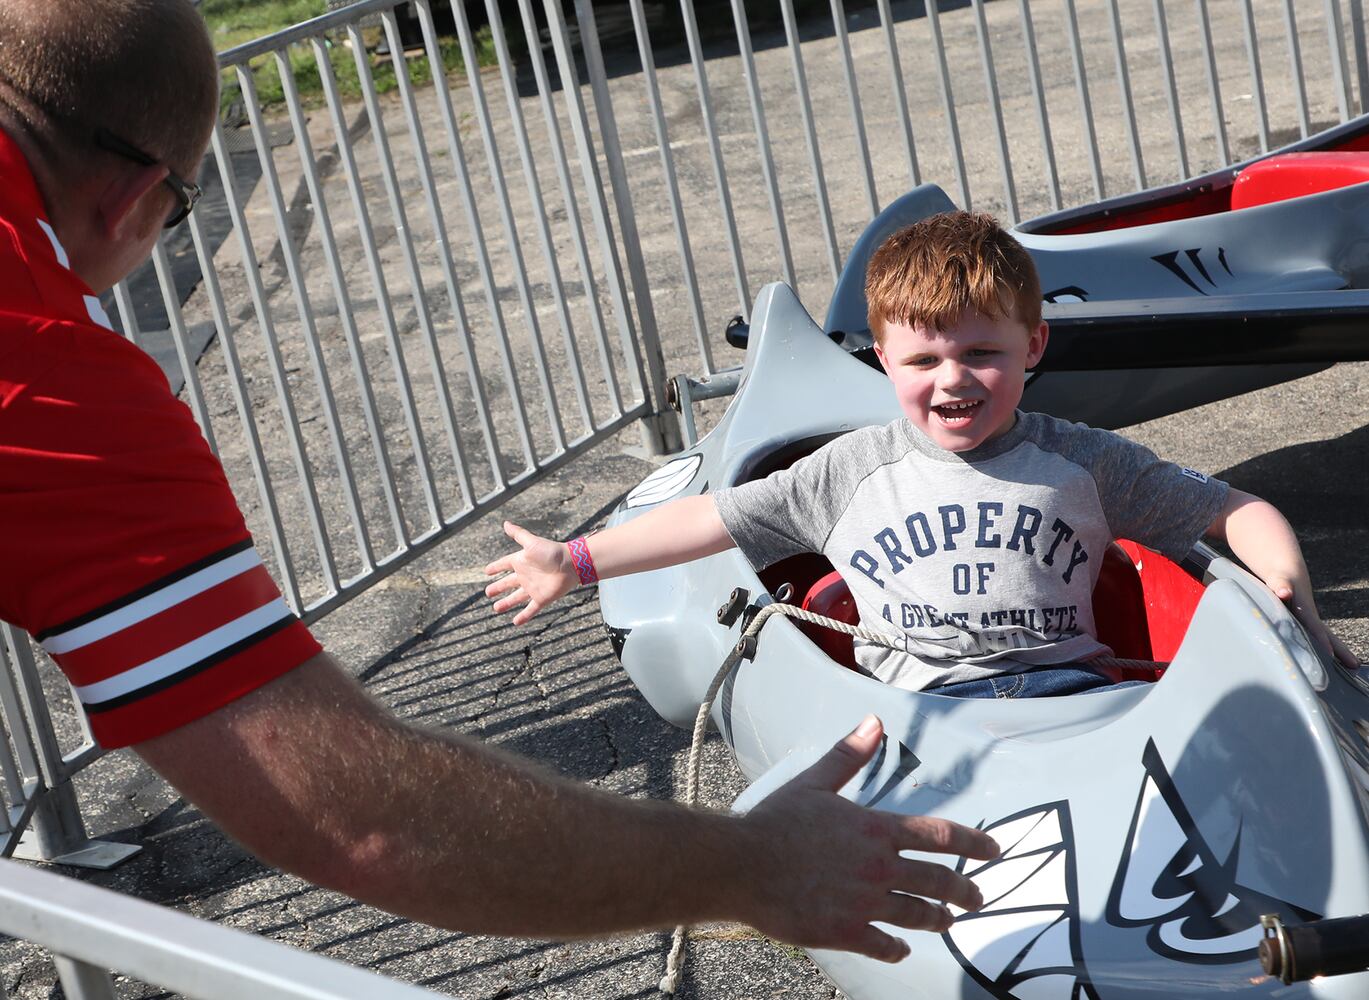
<box><xmin>0</xmin><ymin>0</ymin><xmax>674</xmax><ymax>868</ymax></box>
<box><xmin>0</xmin><ymin>0</ymin><xmax>1363</xmax><ymax>926</ymax></box>
<box><xmin>0</xmin><ymin>857</ymin><xmax>442</xmax><ymax>999</ymax></box>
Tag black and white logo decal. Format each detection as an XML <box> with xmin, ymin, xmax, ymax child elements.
<box><xmin>1105</xmin><ymin>739</ymin><xmax>1316</xmax><ymax>963</ymax></box>
<box><xmin>1151</xmin><ymin>247</ymin><xmax>1232</xmax><ymax>295</ymax></box>
<box><xmin>623</xmin><ymin>454</ymin><xmax>703</xmax><ymax>509</ymax></box>
<box><xmin>945</xmin><ymin>803</ymin><xmax>1098</xmax><ymax>1000</ymax></box>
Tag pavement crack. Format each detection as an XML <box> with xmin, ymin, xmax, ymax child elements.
<box><xmin>599</xmin><ymin>716</ymin><xmax>620</xmax><ymax>778</ymax></box>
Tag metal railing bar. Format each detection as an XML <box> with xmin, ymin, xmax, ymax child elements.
<box><xmin>1062</xmin><ymin>0</ymin><xmax>1106</xmax><ymax>200</ymax></box>
<box><xmin>729</xmin><ymin>0</ymin><xmax>797</xmax><ymax>289</ymax></box>
<box><xmin>4</xmin><ymin>784</ymin><xmax>42</xmax><ymax>851</ymax></box>
<box><xmin>60</xmin><ymin>740</ymin><xmax>101</xmax><ymax>777</ymax></box>
<box><xmin>1282</xmin><ymin>0</ymin><xmax>1312</xmax><ymax>138</ymax></box>
<box><xmin>3</xmin><ymin>627</ymin><xmax>64</xmax><ymax>790</ymax></box>
<box><xmin>53</xmin><ymin>956</ymin><xmax>116</xmax><ymax>1000</ymax></box>
<box><xmin>483</xmin><ymin>0</ymin><xmax>601</xmax><ymax>423</ymax></box>
<box><xmin>220</xmin><ymin>69</ymin><xmax>338</xmax><ymax>600</ymax></box>
<box><xmin>234</xmin><ymin>64</ymin><xmax>343</xmax><ymax>594</ymax></box>
<box><xmin>626</xmin><ymin>0</ymin><xmax>715</xmax><ymax>374</ymax></box>
<box><xmin>1195</xmin><ymin>0</ymin><xmax>1230</xmax><ymax>165</ymax></box>
<box><xmin>186</xmin><ymin>143</ymin><xmax>303</xmax><ymax>609</ymax></box>
<box><xmin>274</xmin><ymin>49</ymin><xmax>394</xmax><ymax>566</ymax></box>
<box><xmin>312</xmin><ymin>40</ymin><xmax>445</xmax><ymax>529</ymax></box>
<box><xmin>412</xmin><ymin>2</ymin><xmax>532</xmax><ymax>485</ymax></box>
<box><xmin>875</xmin><ymin>0</ymin><xmax>920</xmax><ymax>189</ymax></box>
<box><xmin>369</xmin><ymin>20</ymin><xmax>524</xmax><ymax>489</ymax></box>
<box><xmin>829</xmin><ymin>0</ymin><xmax>879</xmax><ymax>218</ymax></box>
<box><xmin>925</xmin><ymin>0</ymin><xmax>971</xmax><ymax>209</ymax></box>
<box><xmin>1326</xmin><ymin>0</ymin><xmax>1354</xmax><ymax>121</ymax></box>
<box><xmin>0</xmin><ymin>858</ymin><xmax>443</xmax><ymax>1000</ymax></box>
<box><xmin>288</xmin><ymin>41</ymin><xmax>408</xmax><ymax>558</ymax></box>
<box><xmin>256</xmin><ymin>58</ymin><xmax>375</xmax><ymax>572</ymax></box>
<box><xmin>109</xmin><ymin>282</ymin><xmax>142</xmax><ymax>347</ymax></box>
<box><xmin>0</xmin><ymin>651</ymin><xmax>34</xmax><ymax>806</ymax></box>
<box><xmin>490</xmin><ymin>0</ymin><xmax>602</xmax><ymax>421</ymax></box>
<box><xmin>971</xmin><ymin>0</ymin><xmax>1017</xmax><ymax>220</ymax></box>
<box><xmin>678</xmin><ymin>0</ymin><xmax>752</xmax><ymax>322</ymax></box>
<box><xmin>1352</xmin><ymin>0</ymin><xmax>1369</xmax><ymax>115</ymax></box>
<box><xmin>299</xmin><ymin>405</ymin><xmax>648</xmax><ymax>624</ymax></box>
<box><xmin>372</xmin><ymin>18</ymin><xmax>484</xmax><ymax>506</ymax></box>
<box><xmin>377</xmin><ymin>10</ymin><xmax>488</xmax><ymax>506</ymax></box>
<box><xmin>344</xmin><ymin>20</ymin><xmax>491</xmax><ymax>502</ymax></box>
<box><xmin>1150</xmin><ymin>0</ymin><xmax>1189</xmax><ymax>179</ymax></box>
<box><xmin>1104</xmin><ymin>0</ymin><xmax>1144</xmax><ymax>190</ymax></box>
<box><xmin>1240</xmin><ymin>0</ymin><xmax>1272</xmax><ymax>152</ymax></box>
<box><xmin>149</xmin><ymin>242</ymin><xmax>218</xmax><ymax>454</ymax></box>
<box><xmin>779</xmin><ymin>0</ymin><xmax>840</xmax><ymax>281</ymax></box>
<box><xmin>1018</xmin><ymin>0</ymin><xmax>1061</xmax><ymax>211</ymax></box>
<box><xmin>553</xmin><ymin>0</ymin><xmax>659</xmax><ymax>413</ymax></box>
<box><xmin>445</xmin><ymin>5</ymin><xmax>566</xmax><ymax>461</ymax></box>
<box><xmin>513</xmin><ymin>0</ymin><xmax>626</xmax><ymax>411</ymax></box>
<box><xmin>571</xmin><ymin>0</ymin><xmax>680</xmax><ymax>454</ymax></box>
<box><xmin>218</xmin><ymin>0</ymin><xmax>403</xmax><ymax>65</ymax></box>
<box><xmin>541</xmin><ymin>0</ymin><xmax>650</xmax><ymax>410</ymax></box>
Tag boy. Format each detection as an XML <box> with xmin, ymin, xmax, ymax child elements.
<box><xmin>486</xmin><ymin>212</ymin><xmax>1356</xmax><ymax>694</ymax></box>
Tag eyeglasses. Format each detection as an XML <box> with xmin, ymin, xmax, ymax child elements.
<box><xmin>93</xmin><ymin>128</ymin><xmax>202</xmax><ymax>229</ymax></box>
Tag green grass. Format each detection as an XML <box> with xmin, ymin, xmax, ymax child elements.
<box><xmin>202</xmin><ymin>1</ymin><xmax>498</xmax><ymax>115</ymax></box>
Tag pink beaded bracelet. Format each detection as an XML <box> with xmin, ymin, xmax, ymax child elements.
<box><xmin>566</xmin><ymin>536</ymin><xmax>599</xmax><ymax>586</ymax></box>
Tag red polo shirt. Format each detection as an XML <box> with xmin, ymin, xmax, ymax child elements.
<box><xmin>0</xmin><ymin>128</ymin><xmax>320</xmax><ymax>748</ymax></box>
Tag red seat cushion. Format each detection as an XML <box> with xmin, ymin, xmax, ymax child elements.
<box><xmin>799</xmin><ymin>570</ymin><xmax>860</xmax><ymax>668</ymax></box>
<box><xmin>797</xmin><ymin>540</ymin><xmax>1201</xmax><ymax>681</ymax></box>
<box><xmin>1231</xmin><ymin>152</ymin><xmax>1369</xmax><ymax>211</ymax></box>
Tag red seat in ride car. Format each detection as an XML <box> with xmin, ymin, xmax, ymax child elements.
<box><xmin>798</xmin><ymin>540</ymin><xmax>1205</xmax><ymax>684</ymax></box>
<box><xmin>1231</xmin><ymin>152</ymin><xmax>1369</xmax><ymax>211</ymax></box>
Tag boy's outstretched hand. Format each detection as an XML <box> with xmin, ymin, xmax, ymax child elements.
<box><xmin>484</xmin><ymin>521</ymin><xmax>578</xmax><ymax>625</ymax></box>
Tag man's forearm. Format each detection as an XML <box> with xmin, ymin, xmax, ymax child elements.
<box><xmin>138</xmin><ymin>655</ymin><xmax>996</xmax><ymax>957</ymax></box>
<box><xmin>137</xmin><ymin>655</ymin><xmax>753</xmax><ymax>938</ymax></box>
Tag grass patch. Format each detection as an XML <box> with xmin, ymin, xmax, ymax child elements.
<box><xmin>202</xmin><ymin>1</ymin><xmax>498</xmax><ymax>115</ymax></box>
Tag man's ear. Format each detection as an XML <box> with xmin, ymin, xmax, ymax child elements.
<box><xmin>1025</xmin><ymin>321</ymin><xmax>1049</xmax><ymax>370</ymax></box>
<box><xmin>96</xmin><ymin>163</ymin><xmax>168</xmax><ymax>239</ymax></box>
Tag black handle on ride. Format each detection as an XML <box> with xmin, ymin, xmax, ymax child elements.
<box><xmin>1260</xmin><ymin>912</ymin><xmax>1369</xmax><ymax>983</ymax></box>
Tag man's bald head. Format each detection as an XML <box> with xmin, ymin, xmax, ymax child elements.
<box><xmin>0</xmin><ymin>0</ymin><xmax>218</xmax><ymax>179</ymax></box>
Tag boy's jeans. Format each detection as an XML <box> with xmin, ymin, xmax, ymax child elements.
<box><xmin>933</xmin><ymin>664</ymin><xmax>1148</xmax><ymax>699</ymax></box>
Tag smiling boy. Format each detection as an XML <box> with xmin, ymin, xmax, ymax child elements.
<box><xmin>487</xmin><ymin>212</ymin><xmax>1356</xmax><ymax>694</ymax></box>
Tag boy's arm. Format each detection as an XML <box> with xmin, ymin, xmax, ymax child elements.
<box><xmin>1207</xmin><ymin>488</ymin><xmax>1359</xmax><ymax>667</ymax></box>
<box><xmin>485</xmin><ymin>494</ymin><xmax>733</xmax><ymax>624</ymax></box>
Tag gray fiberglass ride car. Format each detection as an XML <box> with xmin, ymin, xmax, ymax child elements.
<box><xmin>598</xmin><ymin>121</ymin><xmax>1369</xmax><ymax>999</ymax></box>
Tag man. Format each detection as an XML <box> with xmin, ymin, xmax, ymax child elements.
<box><xmin>0</xmin><ymin>0</ymin><xmax>997</xmax><ymax>964</ymax></box>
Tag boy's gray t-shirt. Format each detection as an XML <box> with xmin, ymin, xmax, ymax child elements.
<box><xmin>713</xmin><ymin>411</ymin><xmax>1229</xmax><ymax>691</ymax></box>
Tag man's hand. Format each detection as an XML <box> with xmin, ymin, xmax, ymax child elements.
<box><xmin>484</xmin><ymin>521</ymin><xmax>578</xmax><ymax>625</ymax></box>
<box><xmin>736</xmin><ymin>716</ymin><xmax>999</xmax><ymax>963</ymax></box>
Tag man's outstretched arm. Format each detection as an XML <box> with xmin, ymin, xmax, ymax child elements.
<box><xmin>135</xmin><ymin>653</ymin><xmax>996</xmax><ymax>961</ymax></box>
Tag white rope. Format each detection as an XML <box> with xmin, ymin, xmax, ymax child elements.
<box><xmin>659</xmin><ymin>601</ymin><xmax>884</xmax><ymax>993</ymax></box>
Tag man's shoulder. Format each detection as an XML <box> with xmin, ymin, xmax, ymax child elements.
<box><xmin>0</xmin><ymin>302</ymin><xmax>168</xmax><ymax>381</ymax></box>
